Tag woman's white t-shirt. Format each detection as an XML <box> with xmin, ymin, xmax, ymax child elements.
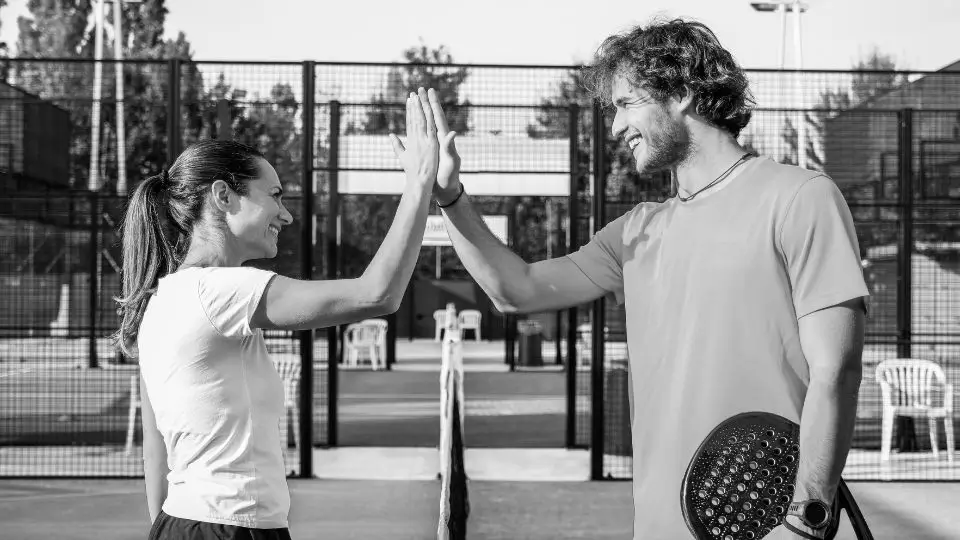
<box><xmin>138</xmin><ymin>266</ymin><xmax>289</xmax><ymax>528</ymax></box>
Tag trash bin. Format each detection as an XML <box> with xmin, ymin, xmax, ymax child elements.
<box><xmin>517</xmin><ymin>320</ymin><xmax>543</xmax><ymax>367</ymax></box>
<box><xmin>604</xmin><ymin>357</ymin><xmax>632</xmax><ymax>456</ymax></box>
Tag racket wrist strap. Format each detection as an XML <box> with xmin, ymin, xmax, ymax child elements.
<box><xmin>783</xmin><ymin>516</ymin><xmax>826</xmax><ymax>540</ymax></box>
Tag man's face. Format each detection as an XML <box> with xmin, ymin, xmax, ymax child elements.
<box><xmin>610</xmin><ymin>74</ymin><xmax>691</xmax><ymax>174</ymax></box>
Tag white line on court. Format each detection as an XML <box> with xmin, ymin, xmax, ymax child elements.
<box><xmin>0</xmin><ymin>489</ymin><xmax>142</xmax><ymax>504</ymax></box>
<box><xmin>0</xmin><ymin>367</ymin><xmax>35</xmax><ymax>379</ymax></box>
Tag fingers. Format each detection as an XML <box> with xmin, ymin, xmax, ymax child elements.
<box><xmin>417</xmin><ymin>88</ymin><xmax>437</xmax><ymax>136</ymax></box>
<box><xmin>408</xmin><ymin>91</ymin><xmax>426</xmax><ymax>135</ymax></box>
<box><xmin>405</xmin><ymin>93</ymin><xmax>413</xmax><ymax>140</ymax></box>
<box><xmin>389</xmin><ymin>133</ymin><xmax>405</xmax><ymax>157</ymax></box>
<box><xmin>428</xmin><ymin>88</ymin><xmax>451</xmax><ymax>135</ymax></box>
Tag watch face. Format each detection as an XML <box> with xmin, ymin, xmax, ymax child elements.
<box><xmin>804</xmin><ymin>501</ymin><xmax>829</xmax><ymax>526</ymax></box>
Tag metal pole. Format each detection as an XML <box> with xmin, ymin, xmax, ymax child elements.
<box><xmin>565</xmin><ymin>104</ymin><xmax>580</xmax><ymax>449</ymax></box>
<box><xmin>114</xmin><ymin>0</ymin><xmax>128</xmax><ymax>195</ymax></box>
<box><xmin>778</xmin><ymin>4</ymin><xmax>787</xmax><ymax>69</ymax></box>
<box><xmin>793</xmin><ymin>0</ymin><xmax>807</xmax><ymax>169</ymax></box>
<box><xmin>298</xmin><ymin>61</ymin><xmax>315</xmax><ymax>476</ymax></box>
<box><xmin>326</xmin><ymin>100</ymin><xmax>341</xmax><ymax>447</ymax></box>
<box><xmin>590</xmin><ymin>100</ymin><xmax>606</xmax><ymax>479</ymax></box>
<box><xmin>897</xmin><ymin>109</ymin><xmax>913</xmax><ymax>359</ymax></box>
<box><xmin>87</xmin><ymin>192</ymin><xmax>100</xmax><ymax>368</ymax></box>
<box><xmin>166</xmin><ymin>58</ymin><xmax>182</xmax><ymax>163</ymax></box>
<box><xmin>89</xmin><ymin>0</ymin><xmax>105</xmax><ymax>191</ymax></box>
<box><xmin>896</xmin><ymin>108</ymin><xmax>917</xmax><ymax>452</ymax></box>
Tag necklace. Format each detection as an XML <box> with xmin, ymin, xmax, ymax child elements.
<box><xmin>677</xmin><ymin>152</ymin><xmax>752</xmax><ymax>203</ymax></box>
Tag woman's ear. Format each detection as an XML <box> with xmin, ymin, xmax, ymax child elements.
<box><xmin>208</xmin><ymin>180</ymin><xmax>234</xmax><ymax>212</ymax></box>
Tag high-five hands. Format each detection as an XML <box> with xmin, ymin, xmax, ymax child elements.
<box><xmin>390</xmin><ymin>88</ymin><xmax>441</xmax><ymax>187</ymax></box>
<box><xmin>424</xmin><ymin>88</ymin><xmax>462</xmax><ymax>205</ymax></box>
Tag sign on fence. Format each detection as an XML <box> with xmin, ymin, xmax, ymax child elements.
<box><xmin>423</xmin><ymin>215</ymin><xmax>507</xmax><ymax>247</ymax></box>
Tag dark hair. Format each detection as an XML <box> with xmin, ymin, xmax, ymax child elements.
<box><xmin>113</xmin><ymin>140</ymin><xmax>265</xmax><ymax>358</ymax></box>
<box><xmin>581</xmin><ymin>18</ymin><xmax>755</xmax><ymax>137</ymax></box>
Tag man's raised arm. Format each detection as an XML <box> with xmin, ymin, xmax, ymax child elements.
<box><xmin>424</xmin><ymin>89</ymin><xmax>608</xmax><ymax>314</ymax></box>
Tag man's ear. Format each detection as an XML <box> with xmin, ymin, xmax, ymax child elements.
<box><xmin>674</xmin><ymin>86</ymin><xmax>696</xmax><ymax>115</ymax></box>
<box><xmin>208</xmin><ymin>179</ymin><xmax>235</xmax><ymax>212</ymax></box>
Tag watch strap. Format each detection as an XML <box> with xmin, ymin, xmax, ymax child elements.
<box><xmin>783</xmin><ymin>517</ymin><xmax>825</xmax><ymax>540</ymax></box>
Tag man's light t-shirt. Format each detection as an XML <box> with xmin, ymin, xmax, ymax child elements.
<box><xmin>138</xmin><ymin>266</ymin><xmax>289</xmax><ymax>528</ymax></box>
<box><xmin>567</xmin><ymin>156</ymin><xmax>870</xmax><ymax>539</ymax></box>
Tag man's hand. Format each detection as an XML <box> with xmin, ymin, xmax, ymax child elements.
<box><xmin>389</xmin><ymin>88</ymin><xmax>440</xmax><ymax>187</ymax></box>
<box><xmin>425</xmin><ymin>88</ymin><xmax>462</xmax><ymax>204</ymax></box>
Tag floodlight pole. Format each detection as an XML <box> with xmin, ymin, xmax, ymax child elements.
<box><xmin>90</xmin><ymin>0</ymin><xmax>141</xmax><ymax>194</ymax></box>
<box><xmin>89</xmin><ymin>0</ymin><xmax>105</xmax><ymax>191</ymax></box>
<box><xmin>751</xmin><ymin>1</ymin><xmax>808</xmax><ymax>169</ymax></box>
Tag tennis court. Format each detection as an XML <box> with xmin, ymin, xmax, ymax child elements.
<box><xmin>1</xmin><ymin>478</ymin><xmax>958</xmax><ymax>539</ymax></box>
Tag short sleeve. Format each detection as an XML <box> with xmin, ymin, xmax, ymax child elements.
<box><xmin>779</xmin><ymin>175</ymin><xmax>870</xmax><ymax>319</ymax></box>
<box><xmin>566</xmin><ymin>212</ymin><xmax>627</xmax><ymax>305</ymax></box>
<box><xmin>198</xmin><ymin>267</ymin><xmax>277</xmax><ymax>338</ymax></box>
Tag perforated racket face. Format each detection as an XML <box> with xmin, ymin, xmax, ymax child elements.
<box><xmin>682</xmin><ymin>412</ymin><xmax>801</xmax><ymax>540</ymax></box>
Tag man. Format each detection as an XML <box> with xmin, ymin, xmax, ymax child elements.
<box><xmin>424</xmin><ymin>18</ymin><xmax>868</xmax><ymax>540</ymax></box>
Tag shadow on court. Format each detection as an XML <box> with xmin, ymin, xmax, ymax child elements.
<box><xmin>1</xmin><ymin>479</ymin><xmax>959</xmax><ymax>539</ymax></box>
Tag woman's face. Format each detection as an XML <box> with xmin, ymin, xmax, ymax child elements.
<box><xmin>226</xmin><ymin>159</ymin><xmax>293</xmax><ymax>261</ymax></box>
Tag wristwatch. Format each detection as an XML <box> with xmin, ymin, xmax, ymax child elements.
<box><xmin>787</xmin><ymin>498</ymin><xmax>831</xmax><ymax>530</ymax></box>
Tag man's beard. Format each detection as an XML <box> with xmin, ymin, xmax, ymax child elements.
<box><xmin>635</xmin><ymin>107</ymin><xmax>692</xmax><ymax>175</ymax></box>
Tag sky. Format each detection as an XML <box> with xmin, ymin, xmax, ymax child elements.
<box><xmin>0</xmin><ymin>0</ymin><xmax>958</xmax><ymax>72</ymax></box>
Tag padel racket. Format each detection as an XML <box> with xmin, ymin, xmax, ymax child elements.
<box><xmin>681</xmin><ymin>412</ymin><xmax>873</xmax><ymax>540</ymax></box>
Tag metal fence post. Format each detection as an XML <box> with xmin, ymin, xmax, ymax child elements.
<box><xmin>87</xmin><ymin>191</ymin><xmax>100</xmax><ymax>369</ymax></box>
<box><xmin>590</xmin><ymin>99</ymin><xmax>607</xmax><ymax>480</ymax></box>
<box><xmin>897</xmin><ymin>108</ymin><xmax>913</xmax><ymax>359</ymax></box>
<box><xmin>166</xmin><ymin>58</ymin><xmax>182</xmax><ymax>163</ymax></box>
<box><xmin>566</xmin><ymin>103</ymin><xmax>580</xmax><ymax>449</ymax></box>
<box><xmin>326</xmin><ymin>100</ymin><xmax>340</xmax><ymax>447</ymax></box>
<box><xmin>298</xmin><ymin>61</ymin><xmax>315</xmax><ymax>477</ymax></box>
<box><xmin>386</xmin><ymin>312</ymin><xmax>397</xmax><ymax>369</ymax></box>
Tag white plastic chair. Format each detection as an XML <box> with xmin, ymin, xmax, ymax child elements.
<box><xmin>273</xmin><ymin>357</ymin><xmax>302</xmax><ymax>453</ymax></box>
<box><xmin>876</xmin><ymin>358</ymin><xmax>954</xmax><ymax>463</ymax></box>
<box><xmin>457</xmin><ymin>309</ymin><xmax>482</xmax><ymax>341</ymax></box>
<box><xmin>434</xmin><ymin>309</ymin><xmax>451</xmax><ymax>342</ymax></box>
<box><xmin>344</xmin><ymin>321</ymin><xmax>384</xmax><ymax>370</ymax></box>
<box><xmin>361</xmin><ymin>318</ymin><xmax>388</xmax><ymax>362</ymax></box>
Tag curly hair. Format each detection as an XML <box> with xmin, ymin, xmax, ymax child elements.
<box><xmin>581</xmin><ymin>18</ymin><xmax>755</xmax><ymax>137</ymax></box>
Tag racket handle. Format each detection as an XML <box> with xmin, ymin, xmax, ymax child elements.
<box><xmin>837</xmin><ymin>479</ymin><xmax>875</xmax><ymax>540</ymax></box>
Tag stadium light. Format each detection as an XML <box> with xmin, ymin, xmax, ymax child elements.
<box><xmin>751</xmin><ymin>0</ymin><xmax>809</xmax><ymax>168</ymax></box>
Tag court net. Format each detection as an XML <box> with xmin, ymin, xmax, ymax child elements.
<box><xmin>438</xmin><ymin>303</ymin><xmax>469</xmax><ymax>540</ymax></box>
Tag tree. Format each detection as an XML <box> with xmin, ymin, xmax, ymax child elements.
<box><xmin>0</xmin><ymin>0</ymin><xmax>9</xmax><ymax>78</ymax></box>
<box><xmin>782</xmin><ymin>49</ymin><xmax>905</xmax><ymax>171</ymax></box>
<box><xmin>11</xmin><ymin>0</ymin><xmax>198</xmax><ymax>193</ymax></box>
<box><xmin>361</xmin><ymin>41</ymin><xmax>471</xmax><ymax>135</ymax></box>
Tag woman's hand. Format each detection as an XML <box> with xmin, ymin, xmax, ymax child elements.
<box><xmin>390</xmin><ymin>87</ymin><xmax>441</xmax><ymax>188</ymax></box>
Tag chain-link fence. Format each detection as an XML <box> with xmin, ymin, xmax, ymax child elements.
<box><xmin>1</xmin><ymin>59</ymin><xmax>958</xmax><ymax>481</ymax></box>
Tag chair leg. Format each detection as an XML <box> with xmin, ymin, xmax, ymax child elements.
<box><xmin>880</xmin><ymin>410</ymin><xmax>895</xmax><ymax>461</ymax></box>
<box><xmin>291</xmin><ymin>402</ymin><xmax>300</xmax><ymax>451</ymax></box>
<box><xmin>928</xmin><ymin>417</ymin><xmax>939</xmax><ymax>458</ymax></box>
<box><xmin>125</xmin><ymin>375</ymin><xmax>138</xmax><ymax>456</ymax></box>
<box><xmin>279</xmin><ymin>407</ymin><xmax>289</xmax><ymax>451</ymax></box>
<box><xmin>945</xmin><ymin>416</ymin><xmax>955</xmax><ymax>464</ymax></box>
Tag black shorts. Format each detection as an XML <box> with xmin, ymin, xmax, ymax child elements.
<box><xmin>148</xmin><ymin>511</ymin><xmax>293</xmax><ymax>540</ymax></box>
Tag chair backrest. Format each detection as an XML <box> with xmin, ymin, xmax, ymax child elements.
<box><xmin>362</xmin><ymin>318</ymin><xmax>388</xmax><ymax>339</ymax></box>
<box><xmin>875</xmin><ymin>358</ymin><xmax>946</xmax><ymax>408</ymax></box>
<box><xmin>345</xmin><ymin>321</ymin><xmax>380</xmax><ymax>344</ymax></box>
<box><xmin>434</xmin><ymin>309</ymin><xmax>449</xmax><ymax>323</ymax></box>
<box><xmin>273</xmin><ymin>357</ymin><xmax>302</xmax><ymax>382</ymax></box>
<box><xmin>458</xmin><ymin>309</ymin><xmax>481</xmax><ymax>326</ymax></box>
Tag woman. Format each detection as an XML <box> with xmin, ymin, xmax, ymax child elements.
<box><xmin>114</xmin><ymin>88</ymin><xmax>448</xmax><ymax>539</ymax></box>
